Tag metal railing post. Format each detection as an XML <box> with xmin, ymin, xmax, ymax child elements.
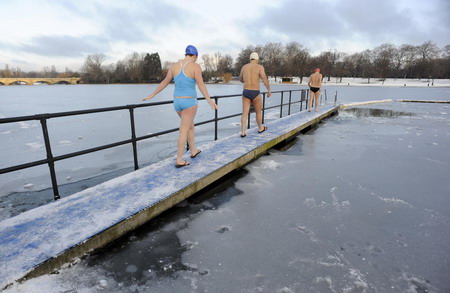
<box><xmin>280</xmin><ymin>92</ymin><xmax>284</xmax><ymax>118</ymax></box>
<box><xmin>40</xmin><ymin>118</ymin><xmax>60</xmax><ymax>200</ymax></box>
<box><xmin>306</xmin><ymin>90</ymin><xmax>309</xmax><ymax>111</ymax></box>
<box><xmin>288</xmin><ymin>91</ymin><xmax>292</xmax><ymax>115</ymax></box>
<box><xmin>262</xmin><ymin>93</ymin><xmax>266</xmax><ymax>124</ymax></box>
<box><xmin>129</xmin><ymin>107</ymin><xmax>139</xmax><ymax>170</ymax></box>
<box><xmin>300</xmin><ymin>90</ymin><xmax>305</xmax><ymax>111</ymax></box>
<box><xmin>214</xmin><ymin>97</ymin><xmax>218</xmax><ymax>140</ymax></box>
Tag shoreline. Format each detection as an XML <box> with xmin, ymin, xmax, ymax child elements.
<box><xmin>266</xmin><ymin>77</ymin><xmax>450</xmax><ymax>88</ymax></box>
<box><xmin>2</xmin><ymin>78</ymin><xmax>449</xmax><ymax>88</ymax></box>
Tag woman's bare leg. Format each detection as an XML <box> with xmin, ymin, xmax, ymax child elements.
<box><xmin>176</xmin><ymin>105</ymin><xmax>197</xmax><ymax>165</ymax></box>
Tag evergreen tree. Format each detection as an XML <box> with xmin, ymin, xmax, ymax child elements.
<box><xmin>143</xmin><ymin>53</ymin><xmax>162</xmax><ymax>82</ymax></box>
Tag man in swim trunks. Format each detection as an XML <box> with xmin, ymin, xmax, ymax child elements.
<box><xmin>239</xmin><ymin>52</ymin><xmax>271</xmax><ymax>137</ymax></box>
<box><xmin>308</xmin><ymin>68</ymin><xmax>323</xmax><ymax>112</ymax></box>
<box><xmin>143</xmin><ymin>45</ymin><xmax>218</xmax><ymax>167</ymax></box>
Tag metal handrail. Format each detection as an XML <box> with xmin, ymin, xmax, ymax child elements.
<box><xmin>0</xmin><ymin>89</ymin><xmax>311</xmax><ymax>200</ymax></box>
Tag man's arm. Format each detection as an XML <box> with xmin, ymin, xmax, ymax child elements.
<box><xmin>239</xmin><ymin>66</ymin><xmax>245</xmax><ymax>83</ymax></box>
<box><xmin>259</xmin><ymin>66</ymin><xmax>271</xmax><ymax>97</ymax></box>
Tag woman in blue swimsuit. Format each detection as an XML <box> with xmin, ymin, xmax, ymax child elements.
<box><xmin>143</xmin><ymin>45</ymin><xmax>218</xmax><ymax>167</ymax></box>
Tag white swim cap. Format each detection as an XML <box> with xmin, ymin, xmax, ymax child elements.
<box><xmin>250</xmin><ymin>52</ymin><xmax>259</xmax><ymax>60</ymax></box>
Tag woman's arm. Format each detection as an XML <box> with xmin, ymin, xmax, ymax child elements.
<box><xmin>142</xmin><ymin>70</ymin><xmax>173</xmax><ymax>101</ymax></box>
<box><xmin>194</xmin><ymin>64</ymin><xmax>218</xmax><ymax>110</ymax></box>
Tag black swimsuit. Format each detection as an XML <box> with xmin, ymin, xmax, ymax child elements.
<box><xmin>310</xmin><ymin>87</ymin><xmax>320</xmax><ymax>93</ymax></box>
<box><xmin>243</xmin><ymin>89</ymin><xmax>260</xmax><ymax>101</ymax></box>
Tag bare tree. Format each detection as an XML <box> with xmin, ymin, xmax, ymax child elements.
<box><xmin>1</xmin><ymin>65</ymin><xmax>12</xmax><ymax>78</ymax></box>
<box><xmin>262</xmin><ymin>42</ymin><xmax>284</xmax><ymax>81</ymax></box>
<box><xmin>284</xmin><ymin>42</ymin><xmax>310</xmax><ymax>83</ymax></box>
<box><xmin>161</xmin><ymin>61</ymin><xmax>175</xmax><ymax>79</ymax></box>
<box><xmin>81</xmin><ymin>54</ymin><xmax>106</xmax><ymax>83</ymax></box>
<box><xmin>217</xmin><ymin>54</ymin><xmax>234</xmax><ymax>75</ymax></box>
<box><xmin>415</xmin><ymin>41</ymin><xmax>441</xmax><ymax>79</ymax></box>
<box><xmin>417</xmin><ymin>41</ymin><xmax>440</xmax><ymax>60</ymax></box>
<box><xmin>235</xmin><ymin>46</ymin><xmax>257</xmax><ymax>75</ymax></box>
<box><xmin>201</xmin><ymin>54</ymin><xmax>216</xmax><ymax>82</ymax></box>
<box><xmin>372</xmin><ymin>43</ymin><xmax>396</xmax><ymax>81</ymax></box>
<box><xmin>125</xmin><ymin>52</ymin><xmax>145</xmax><ymax>83</ymax></box>
<box><xmin>313</xmin><ymin>50</ymin><xmax>341</xmax><ymax>81</ymax></box>
<box><xmin>334</xmin><ymin>53</ymin><xmax>351</xmax><ymax>82</ymax></box>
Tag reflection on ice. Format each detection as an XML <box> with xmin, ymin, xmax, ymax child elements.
<box><xmin>342</xmin><ymin>107</ymin><xmax>415</xmax><ymax>118</ymax></box>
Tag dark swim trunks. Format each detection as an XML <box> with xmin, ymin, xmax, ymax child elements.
<box><xmin>310</xmin><ymin>87</ymin><xmax>320</xmax><ymax>93</ymax></box>
<box><xmin>243</xmin><ymin>89</ymin><xmax>260</xmax><ymax>101</ymax></box>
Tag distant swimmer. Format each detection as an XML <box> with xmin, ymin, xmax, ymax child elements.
<box><xmin>308</xmin><ymin>68</ymin><xmax>323</xmax><ymax>112</ymax></box>
<box><xmin>143</xmin><ymin>45</ymin><xmax>218</xmax><ymax>168</ymax></box>
<box><xmin>239</xmin><ymin>52</ymin><xmax>271</xmax><ymax>137</ymax></box>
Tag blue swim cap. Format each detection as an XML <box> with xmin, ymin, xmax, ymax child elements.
<box><xmin>185</xmin><ymin>45</ymin><xmax>198</xmax><ymax>56</ymax></box>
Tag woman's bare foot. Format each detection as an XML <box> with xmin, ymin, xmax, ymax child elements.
<box><xmin>175</xmin><ymin>160</ymin><xmax>190</xmax><ymax>168</ymax></box>
<box><xmin>190</xmin><ymin>149</ymin><xmax>201</xmax><ymax>158</ymax></box>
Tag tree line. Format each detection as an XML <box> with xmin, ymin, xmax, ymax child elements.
<box><xmin>1</xmin><ymin>41</ymin><xmax>449</xmax><ymax>84</ymax></box>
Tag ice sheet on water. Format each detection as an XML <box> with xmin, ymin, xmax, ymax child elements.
<box><xmin>25</xmin><ymin>142</ymin><xmax>43</xmax><ymax>151</ymax></box>
<box><xmin>378</xmin><ymin>196</ymin><xmax>414</xmax><ymax>208</ymax></box>
<box><xmin>18</xmin><ymin>122</ymin><xmax>37</xmax><ymax>129</ymax></box>
<box><xmin>58</xmin><ymin>140</ymin><xmax>72</xmax><ymax>145</ymax></box>
<box><xmin>3</xmin><ymin>100</ymin><xmax>450</xmax><ymax>292</ymax></box>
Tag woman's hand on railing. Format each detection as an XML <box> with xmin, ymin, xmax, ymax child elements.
<box><xmin>208</xmin><ymin>100</ymin><xmax>218</xmax><ymax>110</ymax></box>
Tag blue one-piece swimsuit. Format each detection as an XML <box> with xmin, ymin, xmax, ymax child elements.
<box><xmin>173</xmin><ymin>61</ymin><xmax>198</xmax><ymax>112</ymax></box>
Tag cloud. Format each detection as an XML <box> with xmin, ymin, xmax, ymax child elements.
<box><xmin>19</xmin><ymin>35</ymin><xmax>110</xmax><ymax>57</ymax></box>
<box><xmin>1</xmin><ymin>0</ymin><xmax>448</xmax><ymax>71</ymax></box>
<box><xmin>51</xmin><ymin>0</ymin><xmax>185</xmax><ymax>43</ymax></box>
<box><xmin>243</xmin><ymin>0</ymin><xmax>450</xmax><ymax>53</ymax></box>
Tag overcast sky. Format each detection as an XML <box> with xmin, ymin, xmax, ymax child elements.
<box><xmin>1</xmin><ymin>0</ymin><xmax>449</xmax><ymax>71</ymax></box>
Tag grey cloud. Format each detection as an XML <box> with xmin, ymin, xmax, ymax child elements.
<box><xmin>243</xmin><ymin>0</ymin><xmax>450</xmax><ymax>50</ymax></box>
<box><xmin>52</xmin><ymin>0</ymin><xmax>185</xmax><ymax>43</ymax></box>
<box><xmin>239</xmin><ymin>0</ymin><xmax>347</xmax><ymax>44</ymax></box>
<box><xmin>20</xmin><ymin>35</ymin><xmax>110</xmax><ymax>57</ymax></box>
<box><xmin>100</xmin><ymin>1</ymin><xmax>187</xmax><ymax>43</ymax></box>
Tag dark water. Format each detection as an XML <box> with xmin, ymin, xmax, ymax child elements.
<box><xmin>5</xmin><ymin>101</ymin><xmax>450</xmax><ymax>292</ymax></box>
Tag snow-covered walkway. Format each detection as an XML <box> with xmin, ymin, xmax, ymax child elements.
<box><xmin>0</xmin><ymin>105</ymin><xmax>338</xmax><ymax>289</ymax></box>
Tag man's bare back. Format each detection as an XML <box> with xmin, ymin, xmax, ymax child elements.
<box><xmin>240</xmin><ymin>63</ymin><xmax>270</xmax><ymax>91</ymax></box>
<box><xmin>308</xmin><ymin>71</ymin><xmax>323</xmax><ymax>88</ymax></box>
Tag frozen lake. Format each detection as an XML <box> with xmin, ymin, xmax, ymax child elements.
<box><xmin>0</xmin><ymin>83</ymin><xmax>450</xmax><ymax>218</ymax></box>
<box><xmin>3</xmin><ymin>99</ymin><xmax>450</xmax><ymax>292</ymax></box>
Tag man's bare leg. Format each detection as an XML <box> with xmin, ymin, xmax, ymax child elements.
<box><xmin>252</xmin><ymin>96</ymin><xmax>265</xmax><ymax>131</ymax></box>
<box><xmin>308</xmin><ymin>90</ymin><xmax>314</xmax><ymax>112</ymax></box>
<box><xmin>241</xmin><ymin>97</ymin><xmax>251</xmax><ymax>136</ymax></box>
<box><xmin>314</xmin><ymin>91</ymin><xmax>320</xmax><ymax>111</ymax></box>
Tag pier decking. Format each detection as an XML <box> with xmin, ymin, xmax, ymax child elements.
<box><xmin>0</xmin><ymin>105</ymin><xmax>338</xmax><ymax>289</ymax></box>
